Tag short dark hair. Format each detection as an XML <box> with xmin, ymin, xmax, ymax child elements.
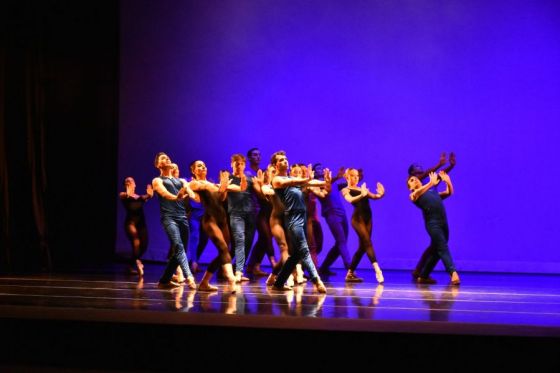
<box><xmin>408</xmin><ymin>163</ymin><xmax>422</xmax><ymax>176</ymax></box>
<box><xmin>270</xmin><ymin>150</ymin><xmax>286</xmax><ymax>166</ymax></box>
<box><xmin>247</xmin><ymin>148</ymin><xmax>259</xmax><ymax>157</ymax></box>
<box><xmin>190</xmin><ymin>160</ymin><xmax>202</xmax><ymax>176</ymax></box>
<box><xmin>231</xmin><ymin>154</ymin><xmax>246</xmax><ymax>163</ymax></box>
<box><xmin>154</xmin><ymin>152</ymin><xmax>167</xmax><ymax>168</ymax></box>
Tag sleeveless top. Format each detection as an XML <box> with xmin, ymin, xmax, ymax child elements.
<box><xmin>414</xmin><ymin>189</ymin><xmax>447</xmax><ymax>223</ymax></box>
<box><xmin>227</xmin><ymin>174</ymin><xmax>257</xmax><ymax>214</ymax></box>
<box><xmin>121</xmin><ymin>194</ymin><xmax>149</xmax><ymax>222</ymax></box>
<box><xmin>348</xmin><ymin>188</ymin><xmax>372</xmax><ymax>220</ymax></box>
<box><xmin>274</xmin><ymin>181</ymin><xmax>306</xmax><ymax>215</ymax></box>
<box><xmin>156</xmin><ymin>176</ymin><xmax>186</xmax><ymax>219</ymax></box>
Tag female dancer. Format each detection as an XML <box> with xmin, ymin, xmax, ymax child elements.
<box><xmin>246</xmin><ymin>166</ymin><xmax>277</xmax><ymax>277</ymax></box>
<box><xmin>119</xmin><ymin>176</ymin><xmax>153</xmax><ymax>276</ymax></box>
<box><xmin>341</xmin><ymin>168</ymin><xmax>385</xmax><ymax>283</ymax></box>
<box><xmin>189</xmin><ymin>160</ymin><xmax>244</xmax><ymax>292</ymax></box>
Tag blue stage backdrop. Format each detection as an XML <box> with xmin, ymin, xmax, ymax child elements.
<box><xmin>117</xmin><ymin>0</ymin><xmax>560</xmax><ymax>273</ymax></box>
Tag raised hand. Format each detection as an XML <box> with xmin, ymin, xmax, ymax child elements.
<box><xmin>360</xmin><ymin>182</ymin><xmax>369</xmax><ymax>197</ymax></box>
<box><xmin>438</xmin><ymin>170</ymin><xmax>450</xmax><ymax>183</ymax></box>
<box><xmin>449</xmin><ymin>152</ymin><xmax>456</xmax><ymax>166</ymax></box>
<box><xmin>429</xmin><ymin>172</ymin><xmax>439</xmax><ymax>186</ymax></box>
<box><xmin>240</xmin><ymin>173</ymin><xmax>248</xmax><ymax>190</ymax></box>
<box><xmin>146</xmin><ymin>184</ymin><xmax>154</xmax><ymax>197</ymax></box>
<box><xmin>324</xmin><ymin>168</ymin><xmax>332</xmax><ymax>183</ymax></box>
<box><xmin>126</xmin><ymin>184</ymin><xmax>134</xmax><ymax>197</ymax></box>
<box><xmin>253</xmin><ymin>169</ymin><xmax>264</xmax><ymax>186</ymax></box>
<box><xmin>336</xmin><ymin>166</ymin><xmax>345</xmax><ymax>179</ymax></box>
<box><xmin>219</xmin><ymin>170</ymin><xmax>230</xmax><ymax>185</ymax></box>
<box><xmin>307</xmin><ymin>163</ymin><xmax>314</xmax><ymax>179</ymax></box>
<box><xmin>376</xmin><ymin>182</ymin><xmax>385</xmax><ymax>196</ymax></box>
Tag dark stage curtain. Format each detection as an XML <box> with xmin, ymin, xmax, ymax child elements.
<box><xmin>0</xmin><ymin>1</ymin><xmax>119</xmax><ymax>272</ymax></box>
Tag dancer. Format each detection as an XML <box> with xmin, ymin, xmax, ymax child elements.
<box><xmin>270</xmin><ymin>151</ymin><xmax>329</xmax><ymax>293</ymax></box>
<box><xmin>246</xmin><ymin>147</ymin><xmax>277</xmax><ymax>276</ymax></box>
<box><xmin>407</xmin><ymin>171</ymin><xmax>460</xmax><ymax>285</ymax></box>
<box><xmin>254</xmin><ymin>165</ymin><xmax>295</xmax><ymax>286</ymax></box>
<box><xmin>408</xmin><ymin>152</ymin><xmax>456</xmax><ymax>280</ymax></box>
<box><xmin>189</xmin><ymin>160</ymin><xmax>242</xmax><ymax>293</ymax></box>
<box><xmin>313</xmin><ymin>164</ymin><xmax>352</xmax><ymax>276</ymax></box>
<box><xmin>341</xmin><ymin>168</ymin><xmax>385</xmax><ymax>283</ymax></box>
<box><xmin>227</xmin><ymin>153</ymin><xmax>258</xmax><ymax>282</ymax></box>
<box><xmin>151</xmin><ymin>152</ymin><xmax>196</xmax><ymax>289</ymax></box>
<box><xmin>119</xmin><ymin>176</ymin><xmax>153</xmax><ymax>276</ymax></box>
<box><xmin>408</xmin><ymin>152</ymin><xmax>456</xmax><ymax>182</ymax></box>
<box><xmin>186</xmin><ymin>160</ymin><xmax>209</xmax><ymax>273</ymax></box>
<box><xmin>301</xmin><ymin>165</ymin><xmax>327</xmax><ymax>268</ymax></box>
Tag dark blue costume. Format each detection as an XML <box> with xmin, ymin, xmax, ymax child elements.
<box><xmin>156</xmin><ymin>176</ymin><xmax>192</xmax><ymax>283</ymax></box>
<box><xmin>413</xmin><ymin>189</ymin><xmax>456</xmax><ymax>278</ymax></box>
<box><xmin>273</xmin><ymin>181</ymin><xmax>320</xmax><ymax>287</ymax></box>
<box><xmin>227</xmin><ymin>174</ymin><xmax>257</xmax><ymax>273</ymax></box>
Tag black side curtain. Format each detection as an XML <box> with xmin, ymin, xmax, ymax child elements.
<box><xmin>1</xmin><ymin>1</ymin><xmax>119</xmax><ymax>273</ymax></box>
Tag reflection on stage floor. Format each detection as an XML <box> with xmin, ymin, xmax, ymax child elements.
<box><xmin>1</xmin><ymin>264</ymin><xmax>559</xmax><ymax>337</ymax></box>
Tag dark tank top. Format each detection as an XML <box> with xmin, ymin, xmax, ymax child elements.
<box><xmin>348</xmin><ymin>188</ymin><xmax>372</xmax><ymax>220</ymax></box>
<box><xmin>274</xmin><ymin>184</ymin><xmax>305</xmax><ymax>215</ymax></box>
<box><xmin>414</xmin><ymin>189</ymin><xmax>447</xmax><ymax>223</ymax></box>
<box><xmin>121</xmin><ymin>194</ymin><xmax>149</xmax><ymax>221</ymax></box>
<box><xmin>156</xmin><ymin>176</ymin><xmax>186</xmax><ymax>219</ymax></box>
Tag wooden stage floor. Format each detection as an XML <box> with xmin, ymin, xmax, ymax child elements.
<box><xmin>1</xmin><ymin>264</ymin><xmax>559</xmax><ymax>370</ymax></box>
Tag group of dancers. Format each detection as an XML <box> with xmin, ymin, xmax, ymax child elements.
<box><xmin>119</xmin><ymin>148</ymin><xmax>460</xmax><ymax>294</ymax></box>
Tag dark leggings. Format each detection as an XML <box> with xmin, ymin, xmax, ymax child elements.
<box><xmin>419</xmin><ymin>222</ymin><xmax>456</xmax><ymax>277</ymax></box>
<box><xmin>124</xmin><ymin>219</ymin><xmax>148</xmax><ymax>262</ymax></box>
<box><xmin>307</xmin><ymin>217</ymin><xmax>323</xmax><ymax>267</ymax></box>
<box><xmin>349</xmin><ymin>216</ymin><xmax>377</xmax><ymax>271</ymax></box>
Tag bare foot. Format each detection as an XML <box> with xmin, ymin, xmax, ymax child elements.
<box><xmin>197</xmin><ymin>282</ymin><xmax>218</xmax><ymax>292</ymax></box>
<box><xmin>136</xmin><ymin>259</ymin><xmax>144</xmax><ymax>276</ymax></box>
<box><xmin>450</xmin><ymin>271</ymin><xmax>461</xmax><ymax>286</ymax></box>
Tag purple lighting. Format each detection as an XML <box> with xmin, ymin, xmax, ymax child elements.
<box><xmin>117</xmin><ymin>0</ymin><xmax>560</xmax><ymax>273</ymax></box>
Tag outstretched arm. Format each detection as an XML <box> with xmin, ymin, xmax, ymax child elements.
<box><xmin>419</xmin><ymin>152</ymin><xmax>447</xmax><ymax>180</ymax></box>
<box><xmin>272</xmin><ymin>175</ymin><xmax>311</xmax><ymax>188</ymax></box>
<box><xmin>367</xmin><ymin>182</ymin><xmax>385</xmax><ymax>200</ymax></box>
<box><xmin>443</xmin><ymin>152</ymin><xmax>456</xmax><ymax>174</ymax></box>
<box><xmin>332</xmin><ymin>166</ymin><xmax>346</xmax><ymax>182</ymax></box>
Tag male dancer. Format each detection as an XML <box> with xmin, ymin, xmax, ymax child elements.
<box><xmin>313</xmin><ymin>164</ymin><xmax>352</xmax><ymax>276</ymax></box>
<box><xmin>407</xmin><ymin>171</ymin><xmax>460</xmax><ymax>285</ymax></box>
<box><xmin>246</xmin><ymin>147</ymin><xmax>277</xmax><ymax>276</ymax></box>
<box><xmin>151</xmin><ymin>152</ymin><xmax>196</xmax><ymax>289</ymax></box>
<box><xmin>227</xmin><ymin>153</ymin><xmax>258</xmax><ymax>282</ymax></box>
<box><xmin>270</xmin><ymin>151</ymin><xmax>328</xmax><ymax>293</ymax></box>
<box><xmin>409</xmin><ymin>152</ymin><xmax>456</xmax><ymax>281</ymax></box>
